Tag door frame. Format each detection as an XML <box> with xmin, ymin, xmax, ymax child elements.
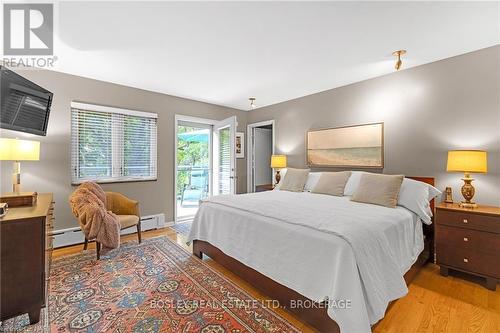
<box><xmin>246</xmin><ymin>119</ymin><xmax>275</xmax><ymax>193</ymax></box>
<box><xmin>174</xmin><ymin>114</ymin><xmax>218</xmax><ymax>223</ymax></box>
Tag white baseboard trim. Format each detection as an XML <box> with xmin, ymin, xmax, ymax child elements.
<box><xmin>52</xmin><ymin>227</ymin><xmax>84</xmax><ymax>248</ymax></box>
<box><xmin>52</xmin><ymin>213</ymin><xmax>172</xmax><ymax>248</ymax></box>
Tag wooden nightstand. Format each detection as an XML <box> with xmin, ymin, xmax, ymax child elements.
<box><xmin>255</xmin><ymin>184</ymin><xmax>274</xmax><ymax>192</ymax></box>
<box><xmin>435</xmin><ymin>202</ymin><xmax>500</xmax><ymax>290</ymax></box>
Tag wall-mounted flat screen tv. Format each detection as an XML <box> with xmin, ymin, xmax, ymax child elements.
<box><xmin>0</xmin><ymin>66</ymin><xmax>53</xmax><ymax>136</ymax></box>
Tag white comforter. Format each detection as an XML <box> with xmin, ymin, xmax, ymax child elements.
<box><xmin>187</xmin><ymin>191</ymin><xmax>424</xmax><ymax>333</ymax></box>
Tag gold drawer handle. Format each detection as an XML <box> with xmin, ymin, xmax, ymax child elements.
<box><xmin>463</xmin><ymin>219</ymin><xmax>468</xmax><ymax>224</ymax></box>
<box><xmin>463</xmin><ymin>258</ymin><xmax>469</xmax><ymax>263</ymax></box>
<box><xmin>463</xmin><ymin>237</ymin><xmax>469</xmax><ymax>242</ymax></box>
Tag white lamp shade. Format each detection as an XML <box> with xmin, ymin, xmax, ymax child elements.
<box><xmin>0</xmin><ymin>138</ymin><xmax>40</xmax><ymax>161</ymax></box>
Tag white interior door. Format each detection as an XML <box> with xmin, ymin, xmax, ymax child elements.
<box><xmin>213</xmin><ymin>116</ymin><xmax>237</xmax><ymax>195</ymax></box>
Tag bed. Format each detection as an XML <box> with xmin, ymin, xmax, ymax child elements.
<box><xmin>188</xmin><ymin>177</ymin><xmax>435</xmax><ymax>333</ymax></box>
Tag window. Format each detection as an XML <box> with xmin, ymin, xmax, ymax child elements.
<box><xmin>71</xmin><ymin>102</ymin><xmax>157</xmax><ymax>184</ymax></box>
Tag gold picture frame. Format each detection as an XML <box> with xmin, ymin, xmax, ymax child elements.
<box><xmin>306</xmin><ymin>122</ymin><xmax>384</xmax><ymax>168</ymax></box>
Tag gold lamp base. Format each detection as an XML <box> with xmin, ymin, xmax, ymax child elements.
<box><xmin>459</xmin><ymin>172</ymin><xmax>477</xmax><ymax>209</ymax></box>
<box><xmin>275</xmin><ymin>170</ymin><xmax>282</xmax><ymax>184</ymax></box>
<box><xmin>12</xmin><ymin>161</ymin><xmax>21</xmax><ymax>194</ymax></box>
<box><xmin>459</xmin><ymin>201</ymin><xmax>478</xmax><ymax>209</ymax></box>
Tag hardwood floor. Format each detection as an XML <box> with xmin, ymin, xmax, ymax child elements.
<box><xmin>53</xmin><ymin>228</ymin><xmax>500</xmax><ymax>333</ymax></box>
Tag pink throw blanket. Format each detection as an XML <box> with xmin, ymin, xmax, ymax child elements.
<box><xmin>69</xmin><ymin>182</ymin><xmax>120</xmax><ymax>252</ymax></box>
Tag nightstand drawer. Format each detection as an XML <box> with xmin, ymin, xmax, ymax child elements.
<box><xmin>436</xmin><ymin>225</ymin><xmax>478</xmax><ymax>251</ymax></box>
<box><xmin>437</xmin><ymin>245</ymin><xmax>500</xmax><ymax>277</ymax></box>
<box><xmin>478</xmin><ymin>232</ymin><xmax>500</xmax><ymax>255</ymax></box>
<box><xmin>436</xmin><ymin>210</ymin><xmax>500</xmax><ymax>233</ymax></box>
<box><xmin>436</xmin><ymin>225</ymin><xmax>500</xmax><ymax>255</ymax></box>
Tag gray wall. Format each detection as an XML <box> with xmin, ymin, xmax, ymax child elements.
<box><xmin>248</xmin><ymin>46</ymin><xmax>500</xmax><ymax>205</ymax></box>
<box><xmin>2</xmin><ymin>46</ymin><xmax>498</xmax><ymax>230</ymax></box>
<box><xmin>0</xmin><ymin>70</ymin><xmax>248</xmax><ymax>230</ymax></box>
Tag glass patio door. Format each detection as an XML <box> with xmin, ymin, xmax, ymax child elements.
<box><xmin>213</xmin><ymin>116</ymin><xmax>237</xmax><ymax>195</ymax></box>
<box><xmin>176</xmin><ymin>121</ymin><xmax>211</xmax><ymax>221</ymax></box>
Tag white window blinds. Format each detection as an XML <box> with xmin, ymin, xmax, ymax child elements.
<box><xmin>71</xmin><ymin>102</ymin><xmax>157</xmax><ymax>184</ymax></box>
<box><xmin>218</xmin><ymin>127</ymin><xmax>231</xmax><ymax>194</ymax></box>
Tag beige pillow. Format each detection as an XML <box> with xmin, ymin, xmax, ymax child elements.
<box><xmin>279</xmin><ymin>168</ymin><xmax>310</xmax><ymax>192</ymax></box>
<box><xmin>311</xmin><ymin>171</ymin><xmax>351</xmax><ymax>196</ymax></box>
<box><xmin>351</xmin><ymin>173</ymin><xmax>404</xmax><ymax>208</ymax></box>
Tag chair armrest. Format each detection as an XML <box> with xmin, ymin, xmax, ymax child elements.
<box><xmin>105</xmin><ymin>192</ymin><xmax>140</xmax><ymax>217</ymax></box>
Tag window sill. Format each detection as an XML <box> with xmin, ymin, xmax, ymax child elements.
<box><xmin>71</xmin><ymin>178</ymin><xmax>157</xmax><ymax>186</ymax></box>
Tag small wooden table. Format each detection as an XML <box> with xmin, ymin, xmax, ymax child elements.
<box><xmin>435</xmin><ymin>202</ymin><xmax>500</xmax><ymax>290</ymax></box>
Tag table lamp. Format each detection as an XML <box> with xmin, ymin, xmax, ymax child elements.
<box><xmin>0</xmin><ymin>138</ymin><xmax>40</xmax><ymax>193</ymax></box>
<box><xmin>446</xmin><ymin>150</ymin><xmax>487</xmax><ymax>208</ymax></box>
<box><xmin>270</xmin><ymin>154</ymin><xmax>287</xmax><ymax>184</ymax></box>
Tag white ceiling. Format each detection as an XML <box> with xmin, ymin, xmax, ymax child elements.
<box><xmin>49</xmin><ymin>1</ymin><xmax>499</xmax><ymax>110</ymax></box>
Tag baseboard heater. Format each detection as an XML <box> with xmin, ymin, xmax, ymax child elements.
<box><xmin>52</xmin><ymin>213</ymin><xmax>172</xmax><ymax>248</ymax></box>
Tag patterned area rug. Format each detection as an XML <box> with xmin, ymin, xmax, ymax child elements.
<box><xmin>170</xmin><ymin>221</ymin><xmax>192</xmax><ymax>236</ymax></box>
<box><xmin>4</xmin><ymin>236</ymin><xmax>300</xmax><ymax>333</ymax></box>
<box><xmin>0</xmin><ymin>308</ymin><xmax>48</xmax><ymax>332</ymax></box>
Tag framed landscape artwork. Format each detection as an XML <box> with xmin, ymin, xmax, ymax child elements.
<box><xmin>306</xmin><ymin>122</ymin><xmax>384</xmax><ymax>168</ymax></box>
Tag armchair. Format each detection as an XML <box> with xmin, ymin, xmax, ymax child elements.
<box><xmin>83</xmin><ymin>191</ymin><xmax>141</xmax><ymax>259</ymax></box>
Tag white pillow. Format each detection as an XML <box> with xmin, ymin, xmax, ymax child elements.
<box><xmin>304</xmin><ymin>172</ymin><xmax>322</xmax><ymax>192</ymax></box>
<box><xmin>397</xmin><ymin>178</ymin><xmax>442</xmax><ymax>224</ymax></box>
<box><xmin>343</xmin><ymin>171</ymin><xmax>366</xmax><ymax>196</ymax></box>
<box><xmin>345</xmin><ymin>172</ymin><xmax>441</xmax><ymax>223</ymax></box>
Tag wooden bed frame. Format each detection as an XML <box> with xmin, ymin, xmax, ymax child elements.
<box><xmin>193</xmin><ymin>177</ymin><xmax>435</xmax><ymax>332</ymax></box>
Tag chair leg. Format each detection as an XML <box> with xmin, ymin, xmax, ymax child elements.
<box><xmin>96</xmin><ymin>241</ymin><xmax>101</xmax><ymax>260</ymax></box>
<box><xmin>83</xmin><ymin>238</ymin><xmax>88</xmax><ymax>250</ymax></box>
<box><xmin>137</xmin><ymin>220</ymin><xmax>142</xmax><ymax>244</ymax></box>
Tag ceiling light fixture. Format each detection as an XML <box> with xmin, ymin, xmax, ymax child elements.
<box><xmin>392</xmin><ymin>50</ymin><xmax>406</xmax><ymax>71</ymax></box>
<box><xmin>249</xmin><ymin>97</ymin><xmax>256</xmax><ymax>109</ymax></box>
